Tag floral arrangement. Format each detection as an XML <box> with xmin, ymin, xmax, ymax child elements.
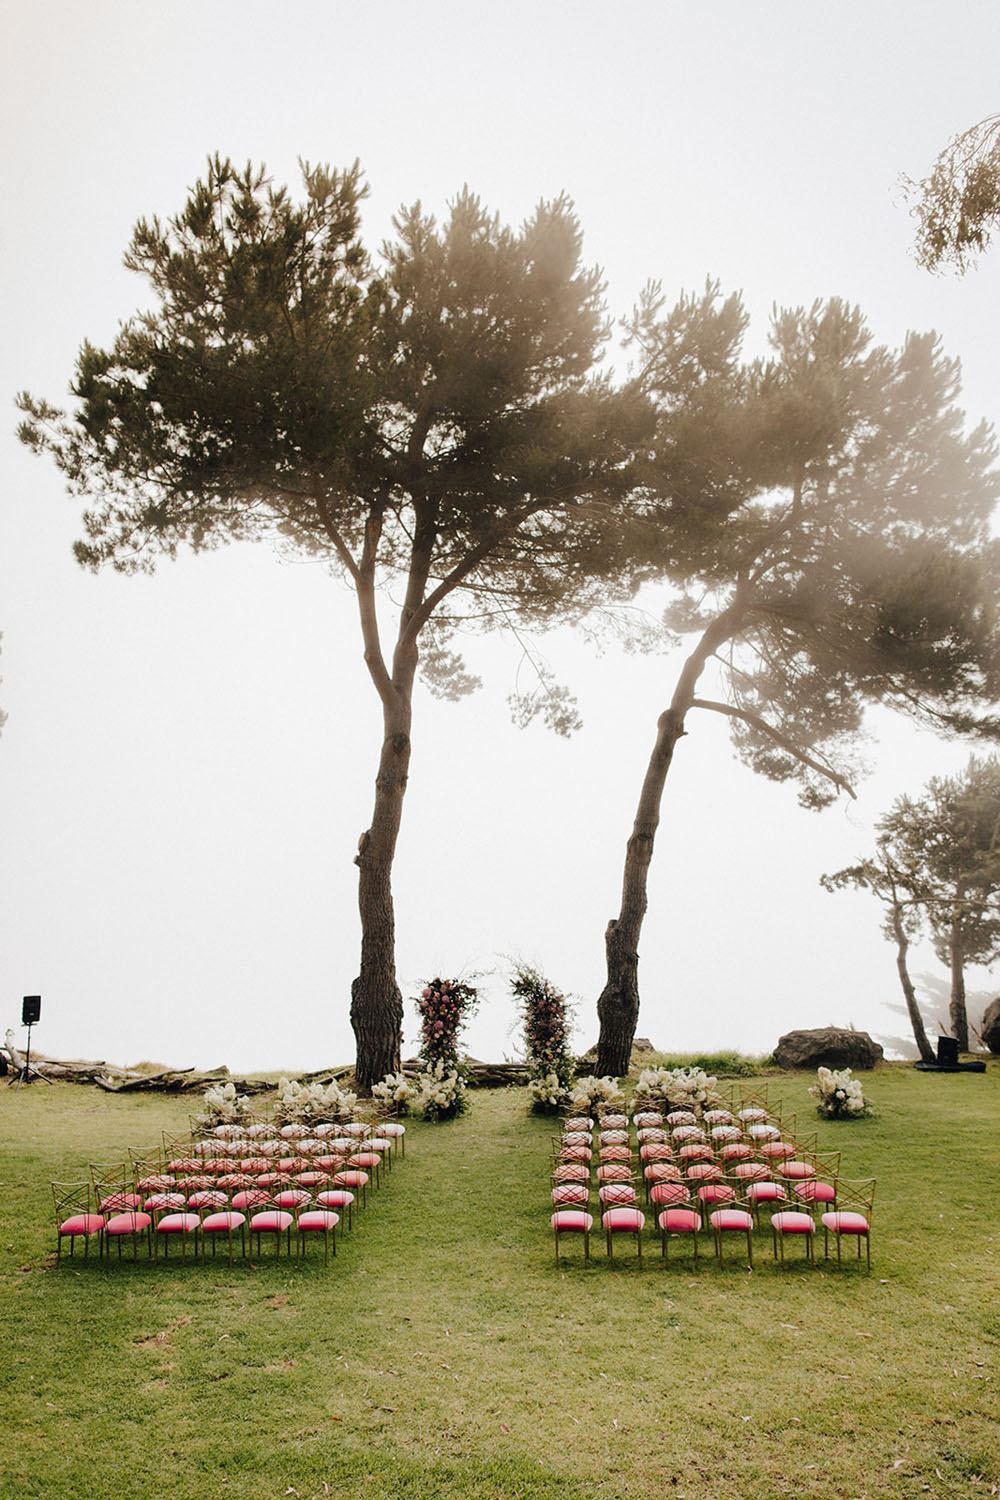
<box><xmin>512</xmin><ymin>964</ymin><xmax>575</xmax><ymax>1113</ymax></box>
<box><xmin>413</xmin><ymin>1058</ymin><xmax>468</xmax><ymax>1121</ymax></box>
<box><xmin>416</xmin><ymin>976</ymin><xmax>479</xmax><ymax>1067</ymax></box>
<box><xmin>194</xmin><ymin>1080</ymin><xmax>253</xmax><ymax>1130</ymax></box>
<box><xmin>273</xmin><ymin>1075</ymin><xmax>358</xmax><ymax>1124</ymax></box>
<box><xmin>630</xmin><ymin>1065</ymin><xmax>723</xmax><ymax>1117</ymax></box>
<box><xmin>371</xmin><ymin>1070</ymin><xmax>417</xmax><ymax>1115</ymax></box>
<box><xmin>412</xmin><ymin>975</ymin><xmax>478</xmax><ymax>1120</ymax></box>
<box><xmin>570</xmin><ymin>1074</ymin><xmax>626</xmax><ymax>1113</ymax></box>
<box><xmin>809</xmin><ymin>1066</ymin><xmax>872</xmax><ymax>1119</ymax></box>
<box><xmin>527</xmin><ymin>1071</ymin><xmax>571</xmax><ymax>1111</ymax></box>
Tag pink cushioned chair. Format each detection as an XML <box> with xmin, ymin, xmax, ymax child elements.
<box><xmin>770</xmin><ymin>1208</ymin><xmax>816</xmax><ymax>1264</ymax></box>
<box><xmin>709</xmin><ymin>1206</ymin><xmax>754</xmax><ymax>1266</ymax></box>
<box><xmin>658</xmin><ymin>1207</ymin><xmax>702</xmax><ymax>1263</ymax></box>
<box><xmin>53</xmin><ymin>1183</ymin><xmax>104</xmax><ymax>1262</ymax></box>
<box><xmin>154</xmin><ymin>1209</ymin><xmax>200</xmax><ymax>1261</ymax></box>
<box><xmin>248</xmin><ymin>1201</ymin><xmax>295</xmax><ymax>1258</ymax></box>
<box><xmin>551</xmin><ymin>1209</ymin><xmax>594</xmax><ymax>1261</ymax></box>
<box><xmin>297</xmin><ymin>1207</ymin><xmax>340</xmax><ymax>1264</ymax></box>
<box><xmin>602</xmin><ymin>1206</ymin><xmax>645</xmax><ymax>1262</ymax></box>
<box><xmin>200</xmin><ymin>1209</ymin><xmax>246</xmax><ymax>1265</ymax></box>
<box><xmin>821</xmin><ymin>1179</ymin><xmax>875</xmax><ymax>1269</ymax></box>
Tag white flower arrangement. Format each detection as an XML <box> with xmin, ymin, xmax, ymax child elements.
<box><xmin>273</xmin><ymin>1075</ymin><xmax>359</xmax><ymax>1124</ymax></box>
<box><xmin>414</xmin><ymin>1058</ymin><xmax>468</xmax><ymax>1120</ymax></box>
<box><xmin>630</xmin><ymin>1066</ymin><xmax>723</xmax><ymax>1118</ymax></box>
<box><xmin>195</xmin><ymin>1080</ymin><xmax>253</xmax><ymax>1130</ymax></box>
<box><xmin>808</xmin><ymin>1066</ymin><xmax>872</xmax><ymax>1119</ymax></box>
<box><xmin>371</xmin><ymin>1070</ymin><xmax>417</xmax><ymax>1115</ymax></box>
<box><xmin>570</xmin><ymin>1075</ymin><xmax>626</xmax><ymax>1113</ymax></box>
<box><xmin>527</xmin><ymin>1071</ymin><xmax>571</xmax><ymax>1111</ymax></box>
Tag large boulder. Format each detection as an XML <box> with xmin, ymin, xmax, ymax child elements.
<box><xmin>773</xmin><ymin>1027</ymin><xmax>883</xmax><ymax>1071</ymax></box>
<box><xmin>981</xmin><ymin>998</ymin><xmax>1000</xmax><ymax>1055</ymax></box>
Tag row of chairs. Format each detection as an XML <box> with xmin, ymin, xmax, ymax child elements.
<box><xmin>550</xmin><ymin>1099</ymin><xmax>874</xmax><ymax>1269</ymax></box>
<box><xmin>53</xmin><ymin>1116</ymin><xmax>406</xmax><ymax>1266</ymax></box>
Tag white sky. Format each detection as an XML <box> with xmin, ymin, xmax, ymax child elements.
<box><xmin>2</xmin><ymin>1</ymin><xmax>1000</xmax><ymax>1073</ymax></box>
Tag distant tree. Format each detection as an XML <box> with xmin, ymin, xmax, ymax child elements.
<box><xmin>821</xmin><ymin>843</ymin><xmax>935</xmax><ymax>1063</ymax></box>
<box><xmin>17</xmin><ymin>156</ymin><xmax>654</xmax><ymax>1087</ymax></box>
<box><xmin>905</xmin><ymin>113</ymin><xmax>1000</xmax><ymax>271</ymax></box>
<box><xmin>595</xmin><ymin>291</ymin><xmax>1000</xmax><ymax>1077</ymax></box>
<box><xmin>874</xmin><ymin>756</ymin><xmax>1000</xmax><ymax>1051</ymax></box>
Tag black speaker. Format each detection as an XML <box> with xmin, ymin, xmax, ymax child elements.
<box><xmin>22</xmin><ymin>995</ymin><xmax>41</xmax><ymax>1025</ymax></box>
<box><xmin>937</xmin><ymin>1035</ymin><xmax>959</xmax><ymax>1066</ymax></box>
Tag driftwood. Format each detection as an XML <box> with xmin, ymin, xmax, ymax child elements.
<box><xmin>1</xmin><ymin>1043</ymin><xmax>532</xmax><ymax>1093</ymax></box>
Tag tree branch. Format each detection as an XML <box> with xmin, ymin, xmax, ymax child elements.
<box><xmin>691</xmin><ymin>696</ymin><xmax>857</xmax><ymax>799</ymax></box>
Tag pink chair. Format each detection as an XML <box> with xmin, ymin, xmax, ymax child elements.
<box><xmin>551</xmin><ymin>1209</ymin><xmax>594</xmax><ymax>1261</ymax></box>
<box><xmin>200</xmin><ymin>1209</ymin><xmax>247</xmax><ymax>1265</ymax></box>
<box><xmin>104</xmin><ymin>1210</ymin><xmax>153</xmax><ymax>1258</ymax></box>
<box><xmin>154</xmin><ymin>1210</ymin><xmax>200</xmax><ymax>1261</ymax></box>
<box><xmin>709</xmin><ymin>1207</ymin><xmax>754</xmax><ymax>1266</ymax></box>
<box><xmin>248</xmin><ymin>1201</ymin><xmax>295</xmax><ymax>1258</ymax></box>
<box><xmin>770</xmin><ymin>1209</ymin><xmax>816</xmax><ymax>1264</ymax></box>
<box><xmin>53</xmin><ymin>1183</ymin><xmax>104</xmax><ymax>1261</ymax></box>
<box><xmin>317</xmin><ymin>1187</ymin><xmax>356</xmax><ymax>1230</ymax></box>
<box><xmin>821</xmin><ymin>1180</ymin><xmax>875</xmax><ymax>1270</ymax></box>
<box><xmin>602</xmin><ymin>1206</ymin><xmax>645</xmax><ymax>1262</ymax></box>
<box><xmin>297</xmin><ymin>1207</ymin><xmax>340</xmax><ymax>1264</ymax></box>
<box><xmin>658</xmin><ymin>1207</ymin><xmax>702</xmax><ymax>1263</ymax></box>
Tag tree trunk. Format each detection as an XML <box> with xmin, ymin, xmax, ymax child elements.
<box><xmin>949</xmin><ymin>886</ymin><xmax>970</xmax><ymax>1051</ymax></box>
<box><xmin>595</xmin><ymin>606</ymin><xmax>745</xmax><ymax>1078</ymax></box>
<box><xmin>596</xmin><ymin>709</ymin><xmax>686</xmax><ymax>1077</ymax></box>
<box><xmin>890</xmin><ymin>903</ymin><xmax>934</xmax><ymax>1062</ymax></box>
<box><xmin>350</xmin><ymin>700</ymin><xmax>411</xmax><ymax>1090</ymax></box>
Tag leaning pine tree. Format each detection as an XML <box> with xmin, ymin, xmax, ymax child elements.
<box><xmin>18</xmin><ymin>157</ymin><xmax>654</xmax><ymax>1087</ymax></box>
<box><xmin>595</xmin><ymin>287</ymin><xmax>1000</xmax><ymax>1076</ymax></box>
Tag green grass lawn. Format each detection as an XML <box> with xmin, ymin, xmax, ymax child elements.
<box><xmin>1</xmin><ymin>1066</ymin><xmax>997</xmax><ymax>1500</ymax></box>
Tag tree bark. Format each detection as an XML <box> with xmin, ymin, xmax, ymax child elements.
<box><xmin>949</xmin><ymin>883</ymin><xmax>970</xmax><ymax>1051</ymax></box>
<box><xmin>890</xmin><ymin>902</ymin><xmax>935</xmax><ymax>1062</ymax></box>
<box><xmin>596</xmin><ymin>709</ymin><xmax>685</xmax><ymax>1077</ymax></box>
<box><xmin>350</xmin><ymin>692</ymin><xmax>412</xmax><ymax>1090</ymax></box>
<box><xmin>595</xmin><ymin>605</ymin><xmax>744</xmax><ymax>1077</ymax></box>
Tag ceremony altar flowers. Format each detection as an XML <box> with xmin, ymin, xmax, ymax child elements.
<box><xmin>195</xmin><ymin>1080</ymin><xmax>253</xmax><ymax>1130</ymax></box>
<box><xmin>512</xmin><ymin>964</ymin><xmax>575</xmax><ymax>1113</ymax></box>
<box><xmin>809</xmin><ymin>1066</ymin><xmax>872</xmax><ymax>1119</ymax></box>
<box><xmin>414</xmin><ymin>1058</ymin><xmax>468</xmax><ymax>1120</ymax></box>
<box><xmin>570</xmin><ymin>1075</ymin><xmax>626</xmax><ymax>1113</ymax></box>
<box><xmin>371</xmin><ymin>1070</ymin><xmax>417</xmax><ymax>1115</ymax></box>
<box><xmin>273</xmin><ymin>1076</ymin><xmax>359</xmax><ymax>1124</ymax></box>
<box><xmin>631</xmin><ymin>1065</ymin><xmax>723</xmax><ymax>1118</ymax></box>
<box><xmin>413</xmin><ymin>975</ymin><xmax>478</xmax><ymax>1120</ymax></box>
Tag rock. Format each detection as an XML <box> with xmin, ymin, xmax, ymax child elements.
<box><xmin>981</xmin><ymin>998</ymin><xmax>1000</xmax><ymax>1054</ymax></box>
<box><xmin>773</xmin><ymin>1027</ymin><xmax>883</xmax><ymax>1071</ymax></box>
<box><xmin>632</xmin><ymin>1037</ymin><xmax>655</xmax><ymax>1054</ymax></box>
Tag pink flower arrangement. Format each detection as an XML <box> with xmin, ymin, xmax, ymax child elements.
<box><xmin>415</xmin><ymin>976</ymin><xmax>479</xmax><ymax>1069</ymax></box>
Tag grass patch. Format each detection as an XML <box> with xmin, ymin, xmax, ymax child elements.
<box><xmin>638</xmin><ymin>1048</ymin><xmax>771</xmax><ymax>1076</ymax></box>
<box><xmin>1</xmin><ymin>1065</ymin><xmax>997</xmax><ymax>1499</ymax></box>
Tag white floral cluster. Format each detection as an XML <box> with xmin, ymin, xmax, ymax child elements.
<box><xmin>527</xmin><ymin>1071</ymin><xmax>571</xmax><ymax>1110</ymax></box>
<box><xmin>371</xmin><ymin>1070</ymin><xmax>417</xmax><ymax>1115</ymax></box>
<box><xmin>195</xmin><ymin>1080</ymin><xmax>253</xmax><ymax>1130</ymax></box>
<box><xmin>809</xmin><ymin>1066</ymin><xmax>871</xmax><ymax>1119</ymax></box>
<box><xmin>570</xmin><ymin>1075</ymin><xmax>625</xmax><ymax>1113</ymax></box>
<box><xmin>631</xmin><ymin>1065</ymin><xmax>723</xmax><ymax>1117</ymax></box>
<box><xmin>414</xmin><ymin>1058</ymin><xmax>467</xmax><ymax>1120</ymax></box>
<box><xmin>273</xmin><ymin>1076</ymin><xmax>358</xmax><ymax>1124</ymax></box>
